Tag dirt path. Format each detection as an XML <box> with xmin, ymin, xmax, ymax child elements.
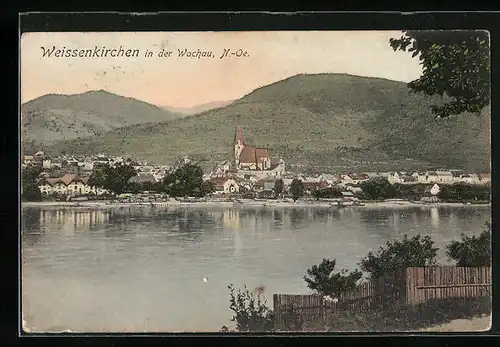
<box><xmin>419</xmin><ymin>315</ymin><xmax>491</xmax><ymax>332</ymax></box>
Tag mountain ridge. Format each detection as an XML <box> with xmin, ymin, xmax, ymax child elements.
<box><xmin>31</xmin><ymin>73</ymin><xmax>491</xmax><ymax>172</ymax></box>
<box><xmin>161</xmin><ymin>100</ymin><xmax>234</xmax><ymax>115</ymax></box>
<box><xmin>21</xmin><ymin>90</ymin><xmax>184</xmax><ymax>146</ymax></box>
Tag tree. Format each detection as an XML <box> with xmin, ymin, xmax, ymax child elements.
<box><xmin>290</xmin><ymin>179</ymin><xmax>304</xmax><ymax>202</ymax></box>
<box><xmin>21</xmin><ymin>165</ymin><xmax>43</xmax><ymax>202</ymax></box>
<box><xmin>304</xmin><ymin>258</ymin><xmax>362</xmax><ymax>297</ymax></box>
<box><xmin>312</xmin><ymin>187</ymin><xmax>343</xmax><ymax>201</ymax></box>
<box><xmin>87</xmin><ymin>164</ymin><xmax>107</xmax><ymax>188</ymax></box>
<box><xmin>88</xmin><ymin>163</ymin><xmax>137</xmax><ymax>195</ymax></box>
<box><xmin>162</xmin><ymin>163</ymin><xmax>207</xmax><ymax>198</ymax></box>
<box><xmin>438</xmin><ymin>183</ymin><xmax>490</xmax><ymax>201</ymax></box>
<box><xmin>359</xmin><ymin>235</ymin><xmax>439</xmax><ymax>280</ymax></box>
<box><xmin>359</xmin><ymin>177</ymin><xmax>397</xmax><ymax>200</ymax></box>
<box><xmin>446</xmin><ymin>221</ymin><xmax>491</xmax><ymax>267</ymax></box>
<box><xmin>227</xmin><ymin>284</ymin><xmax>274</xmax><ymax>332</ymax></box>
<box><xmin>201</xmin><ymin>180</ymin><xmax>215</xmax><ymax>196</ymax></box>
<box><xmin>274</xmin><ymin>179</ymin><xmax>284</xmax><ymax>198</ymax></box>
<box><xmin>390</xmin><ymin>30</ymin><xmax>490</xmax><ymax>118</ymax></box>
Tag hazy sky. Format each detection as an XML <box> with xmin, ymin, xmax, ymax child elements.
<box><xmin>21</xmin><ymin>31</ymin><xmax>423</xmax><ymax>108</ymax></box>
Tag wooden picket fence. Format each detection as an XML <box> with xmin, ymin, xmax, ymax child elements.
<box><xmin>273</xmin><ymin>266</ymin><xmax>491</xmax><ymax>331</ymax></box>
<box><xmin>405</xmin><ymin>266</ymin><xmax>491</xmax><ymax>305</ymax></box>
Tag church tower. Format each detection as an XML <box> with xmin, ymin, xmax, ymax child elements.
<box><xmin>234</xmin><ymin>126</ymin><xmax>245</xmax><ymax>167</ymax></box>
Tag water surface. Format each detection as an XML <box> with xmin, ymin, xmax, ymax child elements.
<box><xmin>21</xmin><ymin>205</ymin><xmax>490</xmax><ymax>332</ymax></box>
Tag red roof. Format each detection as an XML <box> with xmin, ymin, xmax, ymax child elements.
<box><xmin>40</xmin><ymin>174</ymin><xmax>88</xmax><ymax>186</ymax></box>
<box><xmin>235</xmin><ymin>126</ymin><xmax>245</xmax><ymax>145</ymax></box>
<box><xmin>255</xmin><ymin>148</ymin><xmax>269</xmax><ymax>161</ymax></box>
<box><xmin>239</xmin><ymin>146</ymin><xmax>269</xmax><ymax>164</ymax></box>
<box><xmin>235</xmin><ymin>127</ymin><xmax>270</xmax><ymax>164</ymax></box>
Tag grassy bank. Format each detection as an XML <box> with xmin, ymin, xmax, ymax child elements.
<box><xmin>291</xmin><ymin>297</ymin><xmax>492</xmax><ymax>332</ymax></box>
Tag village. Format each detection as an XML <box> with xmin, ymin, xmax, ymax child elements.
<box><xmin>22</xmin><ymin>127</ymin><xmax>491</xmax><ymax>204</ymax></box>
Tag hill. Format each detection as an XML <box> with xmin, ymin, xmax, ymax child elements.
<box><xmin>41</xmin><ymin>74</ymin><xmax>491</xmax><ymax>173</ymax></box>
<box><xmin>162</xmin><ymin>100</ymin><xmax>234</xmax><ymax>116</ymax></box>
<box><xmin>21</xmin><ymin>90</ymin><xmax>183</xmax><ymax>147</ymax></box>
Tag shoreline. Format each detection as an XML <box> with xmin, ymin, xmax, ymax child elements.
<box><xmin>21</xmin><ymin>200</ymin><xmax>490</xmax><ymax>209</ymax></box>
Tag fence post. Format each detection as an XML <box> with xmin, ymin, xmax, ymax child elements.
<box><xmin>320</xmin><ymin>298</ymin><xmax>325</xmax><ymax>329</ymax></box>
<box><xmin>273</xmin><ymin>294</ymin><xmax>279</xmax><ymax>331</ymax></box>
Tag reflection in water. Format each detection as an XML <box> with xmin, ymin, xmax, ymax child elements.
<box><xmin>21</xmin><ymin>208</ymin><xmax>43</xmax><ymax>247</ymax></box>
<box><xmin>289</xmin><ymin>208</ymin><xmax>309</xmax><ymax>229</ymax></box>
<box><xmin>392</xmin><ymin>212</ymin><xmax>400</xmax><ymax>233</ymax></box>
<box><xmin>21</xmin><ymin>205</ymin><xmax>491</xmax><ymax>332</ymax></box>
<box><xmin>430</xmin><ymin>207</ymin><xmax>440</xmax><ymax>229</ymax></box>
<box><xmin>36</xmin><ymin>208</ymin><xmax>111</xmax><ymax>235</ymax></box>
<box><xmin>223</xmin><ymin>209</ymin><xmax>240</xmax><ymax>230</ymax></box>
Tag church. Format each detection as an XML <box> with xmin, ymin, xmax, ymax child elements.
<box><xmin>234</xmin><ymin>126</ymin><xmax>272</xmax><ymax>171</ymax></box>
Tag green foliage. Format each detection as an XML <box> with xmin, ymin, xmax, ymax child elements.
<box><xmin>21</xmin><ymin>166</ymin><xmax>43</xmax><ymax>202</ymax></box>
<box><xmin>21</xmin><ymin>90</ymin><xmax>183</xmax><ymax>146</ymax></box>
<box><xmin>274</xmin><ymin>179</ymin><xmax>284</xmax><ymax>198</ymax></box>
<box><xmin>290</xmin><ymin>179</ymin><xmax>304</xmax><ymax>201</ymax></box>
<box><xmin>446</xmin><ymin>222</ymin><xmax>491</xmax><ymax>267</ymax></box>
<box><xmin>88</xmin><ymin>163</ymin><xmax>137</xmax><ymax>194</ymax></box>
<box><xmin>304</xmin><ymin>258</ymin><xmax>363</xmax><ymax>297</ymax></box>
<box><xmin>162</xmin><ymin>163</ymin><xmax>211</xmax><ymax>198</ymax></box>
<box><xmin>312</xmin><ymin>187</ymin><xmax>343</xmax><ymax>200</ymax></box>
<box><xmin>438</xmin><ymin>183</ymin><xmax>490</xmax><ymax>201</ymax></box>
<box><xmin>392</xmin><ymin>183</ymin><xmax>428</xmax><ymax>201</ymax></box>
<box><xmin>227</xmin><ymin>284</ymin><xmax>274</xmax><ymax>332</ymax></box>
<box><xmin>359</xmin><ymin>235</ymin><xmax>439</xmax><ymax>280</ymax></box>
<box><xmin>325</xmin><ymin>296</ymin><xmax>491</xmax><ymax>332</ymax></box>
<box><xmin>390</xmin><ymin>30</ymin><xmax>490</xmax><ymax>118</ymax></box>
<box><xmin>44</xmin><ymin>74</ymin><xmax>491</xmax><ymax>173</ymax></box>
<box><xmin>359</xmin><ymin>177</ymin><xmax>397</xmax><ymax>200</ymax></box>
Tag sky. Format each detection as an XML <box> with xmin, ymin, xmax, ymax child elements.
<box><xmin>21</xmin><ymin>31</ymin><xmax>423</xmax><ymax>108</ymax></box>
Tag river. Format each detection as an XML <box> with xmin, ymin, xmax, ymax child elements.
<box><xmin>21</xmin><ymin>205</ymin><xmax>490</xmax><ymax>332</ymax></box>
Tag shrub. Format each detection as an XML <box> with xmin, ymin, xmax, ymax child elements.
<box><xmin>359</xmin><ymin>235</ymin><xmax>438</xmax><ymax>280</ymax></box>
<box><xmin>304</xmin><ymin>258</ymin><xmax>362</xmax><ymax>297</ymax></box>
<box><xmin>227</xmin><ymin>284</ymin><xmax>274</xmax><ymax>332</ymax></box>
<box><xmin>325</xmin><ymin>296</ymin><xmax>491</xmax><ymax>332</ymax></box>
<box><xmin>359</xmin><ymin>177</ymin><xmax>398</xmax><ymax>200</ymax></box>
<box><xmin>290</xmin><ymin>179</ymin><xmax>304</xmax><ymax>201</ymax></box>
<box><xmin>446</xmin><ymin>221</ymin><xmax>491</xmax><ymax>266</ymax></box>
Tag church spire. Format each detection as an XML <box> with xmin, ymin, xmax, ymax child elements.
<box><xmin>235</xmin><ymin>126</ymin><xmax>245</xmax><ymax>146</ymax></box>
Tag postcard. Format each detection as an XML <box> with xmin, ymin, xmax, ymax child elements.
<box><xmin>20</xmin><ymin>29</ymin><xmax>491</xmax><ymax>333</ymax></box>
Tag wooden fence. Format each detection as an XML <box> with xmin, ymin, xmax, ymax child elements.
<box><xmin>406</xmin><ymin>266</ymin><xmax>491</xmax><ymax>305</ymax></box>
<box><xmin>273</xmin><ymin>271</ymin><xmax>406</xmax><ymax>331</ymax></box>
<box><xmin>273</xmin><ymin>266</ymin><xmax>491</xmax><ymax>331</ymax></box>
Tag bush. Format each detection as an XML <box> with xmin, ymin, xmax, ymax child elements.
<box><xmin>359</xmin><ymin>235</ymin><xmax>439</xmax><ymax>280</ymax></box>
<box><xmin>325</xmin><ymin>296</ymin><xmax>491</xmax><ymax>332</ymax></box>
<box><xmin>304</xmin><ymin>258</ymin><xmax>362</xmax><ymax>297</ymax></box>
<box><xmin>312</xmin><ymin>187</ymin><xmax>343</xmax><ymax>200</ymax></box>
<box><xmin>290</xmin><ymin>179</ymin><xmax>304</xmax><ymax>201</ymax></box>
<box><xmin>446</xmin><ymin>221</ymin><xmax>491</xmax><ymax>266</ymax></box>
<box><xmin>359</xmin><ymin>177</ymin><xmax>397</xmax><ymax>200</ymax></box>
<box><xmin>438</xmin><ymin>183</ymin><xmax>490</xmax><ymax>201</ymax></box>
<box><xmin>227</xmin><ymin>284</ymin><xmax>274</xmax><ymax>332</ymax></box>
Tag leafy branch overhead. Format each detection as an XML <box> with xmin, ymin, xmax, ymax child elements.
<box><xmin>390</xmin><ymin>30</ymin><xmax>490</xmax><ymax>118</ymax></box>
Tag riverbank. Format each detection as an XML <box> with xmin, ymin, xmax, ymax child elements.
<box><xmin>21</xmin><ymin>200</ymin><xmax>490</xmax><ymax>209</ymax></box>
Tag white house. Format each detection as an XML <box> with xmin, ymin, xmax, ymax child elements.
<box><xmin>42</xmin><ymin>159</ymin><xmax>52</xmax><ymax>169</ymax></box>
<box><xmin>38</xmin><ymin>173</ymin><xmax>108</xmax><ymax>197</ymax></box>
<box><xmin>388</xmin><ymin>172</ymin><xmax>402</xmax><ymax>184</ymax></box>
<box><xmin>430</xmin><ymin>183</ymin><xmax>441</xmax><ymax>196</ymax></box>
<box><xmin>478</xmin><ymin>173</ymin><xmax>491</xmax><ymax>184</ymax></box>
<box><xmin>435</xmin><ymin>171</ymin><xmax>454</xmax><ymax>184</ymax></box>
<box><xmin>350</xmin><ymin>173</ymin><xmax>370</xmax><ymax>184</ymax></box>
<box><xmin>217</xmin><ymin>160</ymin><xmax>231</xmax><ymax>173</ymax></box>
<box><xmin>340</xmin><ymin>175</ymin><xmax>355</xmax><ymax>185</ymax></box>
<box><xmin>212</xmin><ymin>178</ymin><xmax>239</xmax><ymax>195</ymax></box>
